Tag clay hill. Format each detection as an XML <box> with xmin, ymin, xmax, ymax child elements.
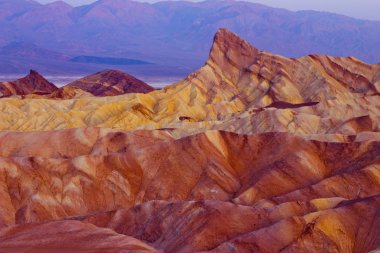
<box><xmin>0</xmin><ymin>29</ymin><xmax>379</xmax><ymax>253</ymax></box>
<box><xmin>0</xmin><ymin>69</ymin><xmax>57</xmax><ymax>97</ymax></box>
<box><xmin>0</xmin><ymin>69</ymin><xmax>155</xmax><ymax>99</ymax></box>
<box><xmin>67</xmin><ymin>69</ymin><xmax>155</xmax><ymax>96</ymax></box>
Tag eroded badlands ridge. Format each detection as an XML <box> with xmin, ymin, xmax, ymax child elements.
<box><xmin>0</xmin><ymin>29</ymin><xmax>378</xmax><ymax>137</ymax></box>
<box><xmin>0</xmin><ymin>29</ymin><xmax>379</xmax><ymax>252</ymax></box>
<box><xmin>0</xmin><ymin>128</ymin><xmax>380</xmax><ymax>252</ymax></box>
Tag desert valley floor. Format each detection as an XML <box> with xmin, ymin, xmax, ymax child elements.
<box><xmin>0</xmin><ymin>29</ymin><xmax>379</xmax><ymax>252</ymax></box>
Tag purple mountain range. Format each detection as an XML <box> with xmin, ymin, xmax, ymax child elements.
<box><xmin>0</xmin><ymin>0</ymin><xmax>379</xmax><ymax>78</ymax></box>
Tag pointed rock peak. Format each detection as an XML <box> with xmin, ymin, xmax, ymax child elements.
<box><xmin>208</xmin><ymin>28</ymin><xmax>260</xmax><ymax>68</ymax></box>
<box><xmin>29</xmin><ymin>69</ymin><xmax>41</xmax><ymax>76</ymax></box>
<box><xmin>25</xmin><ymin>69</ymin><xmax>52</xmax><ymax>83</ymax></box>
<box><xmin>212</xmin><ymin>28</ymin><xmax>248</xmax><ymax>47</ymax></box>
<box><xmin>18</xmin><ymin>70</ymin><xmax>58</xmax><ymax>92</ymax></box>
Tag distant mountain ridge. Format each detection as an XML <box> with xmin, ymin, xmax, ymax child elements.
<box><xmin>0</xmin><ymin>0</ymin><xmax>379</xmax><ymax>77</ymax></box>
<box><xmin>0</xmin><ymin>42</ymin><xmax>70</xmax><ymax>60</ymax></box>
<box><xmin>69</xmin><ymin>56</ymin><xmax>150</xmax><ymax>65</ymax></box>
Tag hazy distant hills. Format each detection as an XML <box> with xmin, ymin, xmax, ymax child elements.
<box><xmin>69</xmin><ymin>56</ymin><xmax>150</xmax><ymax>65</ymax></box>
<box><xmin>0</xmin><ymin>0</ymin><xmax>379</xmax><ymax>78</ymax></box>
<box><xmin>0</xmin><ymin>42</ymin><xmax>70</xmax><ymax>60</ymax></box>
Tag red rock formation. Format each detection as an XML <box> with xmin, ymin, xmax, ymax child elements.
<box><xmin>0</xmin><ymin>128</ymin><xmax>379</xmax><ymax>252</ymax></box>
<box><xmin>190</xmin><ymin>28</ymin><xmax>380</xmax><ymax>107</ymax></box>
<box><xmin>0</xmin><ymin>220</ymin><xmax>159</xmax><ymax>253</ymax></box>
<box><xmin>67</xmin><ymin>69</ymin><xmax>155</xmax><ymax>96</ymax></box>
<box><xmin>0</xmin><ymin>70</ymin><xmax>57</xmax><ymax>97</ymax></box>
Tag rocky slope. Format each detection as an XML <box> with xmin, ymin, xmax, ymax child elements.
<box><xmin>67</xmin><ymin>69</ymin><xmax>155</xmax><ymax>96</ymax></box>
<box><xmin>43</xmin><ymin>86</ymin><xmax>94</xmax><ymax>99</ymax></box>
<box><xmin>0</xmin><ymin>29</ymin><xmax>379</xmax><ymax>252</ymax></box>
<box><xmin>0</xmin><ymin>129</ymin><xmax>379</xmax><ymax>252</ymax></box>
<box><xmin>0</xmin><ymin>69</ymin><xmax>58</xmax><ymax>97</ymax></box>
